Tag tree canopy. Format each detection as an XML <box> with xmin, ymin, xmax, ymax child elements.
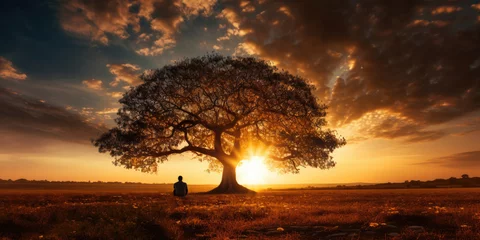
<box><xmin>93</xmin><ymin>54</ymin><xmax>346</xmax><ymax>193</ymax></box>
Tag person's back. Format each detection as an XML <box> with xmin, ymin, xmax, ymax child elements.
<box><xmin>173</xmin><ymin>176</ymin><xmax>188</xmax><ymax>197</ymax></box>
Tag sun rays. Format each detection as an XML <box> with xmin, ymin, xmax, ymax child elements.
<box><xmin>236</xmin><ymin>156</ymin><xmax>269</xmax><ymax>185</ymax></box>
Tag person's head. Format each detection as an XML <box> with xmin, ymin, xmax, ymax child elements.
<box><xmin>178</xmin><ymin>176</ymin><xmax>183</xmax><ymax>181</ymax></box>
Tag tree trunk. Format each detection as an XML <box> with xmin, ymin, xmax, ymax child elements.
<box><xmin>207</xmin><ymin>162</ymin><xmax>255</xmax><ymax>194</ymax></box>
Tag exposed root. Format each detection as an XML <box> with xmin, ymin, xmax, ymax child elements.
<box><xmin>205</xmin><ymin>183</ymin><xmax>256</xmax><ymax>194</ymax></box>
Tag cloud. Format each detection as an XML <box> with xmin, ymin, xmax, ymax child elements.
<box><xmin>82</xmin><ymin>78</ymin><xmax>125</xmax><ymax>102</ymax></box>
<box><xmin>342</xmin><ymin>109</ymin><xmax>446</xmax><ymax>143</ymax></box>
<box><xmin>137</xmin><ymin>33</ymin><xmax>152</xmax><ymax>42</ymax></box>
<box><xmin>82</xmin><ymin>79</ymin><xmax>103</xmax><ymax>90</ymax></box>
<box><xmin>182</xmin><ymin>0</ymin><xmax>217</xmax><ymax>16</ymax></box>
<box><xmin>241</xmin><ymin>1</ymin><xmax>255</xmax><ymax>13</ymax></box>
<box><xmin>450</xmin><ymin>116</ymin><xmax>480</xmax><ymax>136</ymax></box>
<box><xmin>234</xmin><ymin>42</ymin><xmax>260</xmax><ymax>55</ymax></box>
<box><xmin>217</xmin><ymin>0</ymin><xmax>480</xmax><ymax>142</ymax></box>
<box><xmin>107</xmin><ymin>92</ymin><xmax>124</xmax><ymax>98</ymax></box>
<box><xmin>217</xmin><ymin>35</ymin><xmax>230</xmax><ymax>41</ymax></box>
<box><xmin>416</xmin><ymin>151</ymin><xmax>480</xmax><ymax>168</ymax></box>
<box><xmin>106</xmin><ymin>63</ymin><xmax>142</xmax><ymax>86</ymax></box>
<box><xmin>0</xmin><ymin>88</ymin><xmax>107</xmax><ymax>153</ymax></box>
<box><xmin>278</xmin><ymin>6</ymin><xmax>293</xmax><ymax>18</ymax></box>
<box><xmin>59</xmin><ymin>0</ymin><xmax>217</xmax><ymax>56</ymax></box>
<box><xmin>0</xmin><ymin>57</ymin><xmax>27</xmax><ymax>80</ymax></box>
<box><xmin>56</xmin><ymin>0</ymin><xmax>479</xmax><ymax>143</ymax></box>
<box><xmin>408</xmin><ymin>19</ymin><xmax>449</xmax><ymax>28</ymax></box>
<box><xmin>96</xmin><ymin>108</ymin><xmax>118</xmax><ymax>115</ymax></box>
<box><xmin>59</xmin><ymin>0</ymin><xmax>136</xmax><ymax>45</ymax></box>
<box><xmin>135</xmin><ymin>0</ymin><xmax>216</xmax><ymax>56</ymax></box>
<box><xmin>215</xmin><ymin>8</ymin><xmax>253</xmax><ymax>42</ymax></box>
<box><xmin>431</xmin><ymin>6</ymin><xmax>462</xmax><ymax>15</ymax></box>
<box><xmin>218</xmin><ymin>8</ymin><xmax>241</xmax><ymax>28</ymax></box>
<box><xmin>136</xmin><ymin>48</ymin><xmax>164</xmax><ymax>56</ymax></box>
<box><xmin>138</xmin><ymin>0</ymin><xmax>183</xmax><ymax>55</ymax></box>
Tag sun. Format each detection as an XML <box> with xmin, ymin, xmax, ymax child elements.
<box><xmin>236</xmin><ymin>156</ymin><xmax>269</xmax><ymax>185</ymax></box>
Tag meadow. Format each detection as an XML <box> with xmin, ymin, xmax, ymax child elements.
<box><xmin>1</xmin><ymin>188</ymin><xmax>479</xmax><ymax>240</ymax></box>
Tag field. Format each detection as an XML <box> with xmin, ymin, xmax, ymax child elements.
<box><xmin>1</xmin><ymin>188</ymin><xmax>479</xmax><ymax>240</ymax></box>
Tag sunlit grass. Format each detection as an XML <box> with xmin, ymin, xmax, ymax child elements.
<box><xmin>1</xmin><ymin>189</ymin><xmax>480</xmax><ymax>239</ymax></box>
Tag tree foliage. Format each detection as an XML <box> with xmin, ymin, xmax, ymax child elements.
<box><xmin>93</xmin><ymin>54</ymin><xmax>346</xmax><ymax>174</ymax></box>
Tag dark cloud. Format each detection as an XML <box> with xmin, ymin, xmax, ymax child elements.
<box><xmin>0</xmin><ymin>87</ymin><xmax>107</xmax><ymax>153</ymax></box>
<box><xmin>218</xmin><ymin>0</ymin><xmax>480</xmax><ymax>141</ymax></box>
<box><xmin>59</xmin><ymin>0</ymin><xmax>135</xmax><ymax>45</ymax></box>
<box><xmin>59</xmin><ymin>0</ymin><xmax>216</xmax><ymax>56</ymax></box>
<box><xmin>416</xmin><ymin>151</ymin><xmax>480</xmax><ymax>168</ymax></box>
<box><xmin>136</xmin><ymin>0</ymin><xmax>216</xmax><ymax>55</ymax></box>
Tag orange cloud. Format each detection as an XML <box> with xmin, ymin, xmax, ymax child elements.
<box><xmin>408</xmin><ymin>19</ymin><xmax>449</xmax><ymax>27</ymax></box>
<box><xmin>431</xmin><ymin>6</ymin><xmax>462</xmax><ymax>15</ymax></box>
<box><xmin>137</xmin><ymin>33</ymin><xmax>152</xmax><ymax>42</ymax></box>
<box><xmin>217</xmin><ymin>35</ymin><xmax>230</xmax><ymax>41</ymax></box>
<box><xmin>234</xmin><ymin>42</ymin><xmax>260</xmax><ymax>55</ymax></box>
<box><xmin>136</xmin><ymin>48</ymin><xmax>164</xmax><ymax>56</ymax></box>
<box><xmin>347</xmin><ymin>59</ymin><xmax>356</xmax><ymax>70</ymax></box>
<box><xmin>107</xmin><ymin>92</ymin><xmax>124</xmax><ymax>98</ymax></box>
<box><xmin>82</xmin><ymin>79</ymin><xmax>103</xmax><ymax>90</ymax></box>
<box><xmin>216</xmin><ymin>7</ymin><xmax>254</xmax><ymax>42</ymax></box>
<box><xmin>327</xmin><ymin>49</ymin><xmax>343</xmax><ymax>58</ymax></box>
<box><xmin>218</xmin><ymin>8</ymin><xmax>241</xmax><ymax>28</ymax></box>
<box><xmin>107</xmin><ymin>64</ymin><xmax>142</xmax><ymax>86</ymax></box>
<box><xmin>96</xmin><ymin>108</ymin><xmax>118</xmax><ymax>115</ymax></box>
<box><xmin>278</xmin><ymin>6</ymin><xmax>293</xmax><ymax>18</ymax></box>
<box><xmin>240</xmin><ymin>1</ymin><xmax>255</xmax><ymax>12</ymax></box>
<box><xmin>182</xmin><ymin>0</ymin><xmax>217</xmax><ymax>16</ymax></box>
<box><xmin>0</xmin><ymin>57</ymin><xmax>27</xmax><ymax>80</ymax></box>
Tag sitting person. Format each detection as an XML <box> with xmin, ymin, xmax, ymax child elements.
<box><xmin>173</xmin><ymin>175</ymin><xmax>188</xmax><ymax>197</ymax></box>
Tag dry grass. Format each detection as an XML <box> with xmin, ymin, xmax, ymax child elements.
<box><xmin>1</xmin><ymin>188</ymin><xmax>479</xmax><ymax>239</ymax></box>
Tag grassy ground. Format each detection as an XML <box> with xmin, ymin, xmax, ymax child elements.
<box><xmin>1</xmin><ymin>188</ymin><xmax>479</xmax><ymax>239</ymax></box>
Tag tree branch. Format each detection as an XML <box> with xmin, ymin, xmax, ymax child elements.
<box><xmin>270</xmin><ymin>154</ymin><xmax>297</xmax><ymax>162</ymax></box>
<box><xmin>147</xmin><ymin>145</ymin><xmax>218</xmax><ymax>159</ymax></box>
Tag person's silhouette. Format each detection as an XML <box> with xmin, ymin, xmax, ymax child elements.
<box><xmin>173</xmin><ymin>175</ymin><xmax>188</xmax><ymax>197</ymax></box>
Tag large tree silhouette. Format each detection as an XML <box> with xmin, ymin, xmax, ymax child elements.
<box><xmin>93</xmin><ymin>54</ymin><xmax>346</xmax><ymax>193</ymax></box>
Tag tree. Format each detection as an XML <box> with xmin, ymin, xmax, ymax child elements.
<box><xmin>93</xmin><ymin>54</ymin><xmax>346</xmax><ymax>193</ymax></box>
<box><xmin>462</xmin><ymin>174</ymin><xmax>469</xmax><ymax>179</ymax></box>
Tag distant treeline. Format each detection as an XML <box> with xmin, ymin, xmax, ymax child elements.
<box><xmin>0</xmin><ymin>178</ymin><xmax>179</xmax><ymax>191</ymax></box>
<box><xmin>0</xmin><ymin>178</ymin><xmax>167</xmax><ymax>185</ymax></box>
<box><xmin>331</xmin><ymin>174</ymin><xmax>480</xmax><ymax>189</ymax></box>
<box><xmin>2</xmin><ymin>175</ymin><xmax>479</xmax><ymax>190</ymax></box>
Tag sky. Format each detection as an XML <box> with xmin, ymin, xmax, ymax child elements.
<box><xmin>0</xmin><ymin>0</ymin><xmax>479</xmax><ymax>185</ymax></box>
